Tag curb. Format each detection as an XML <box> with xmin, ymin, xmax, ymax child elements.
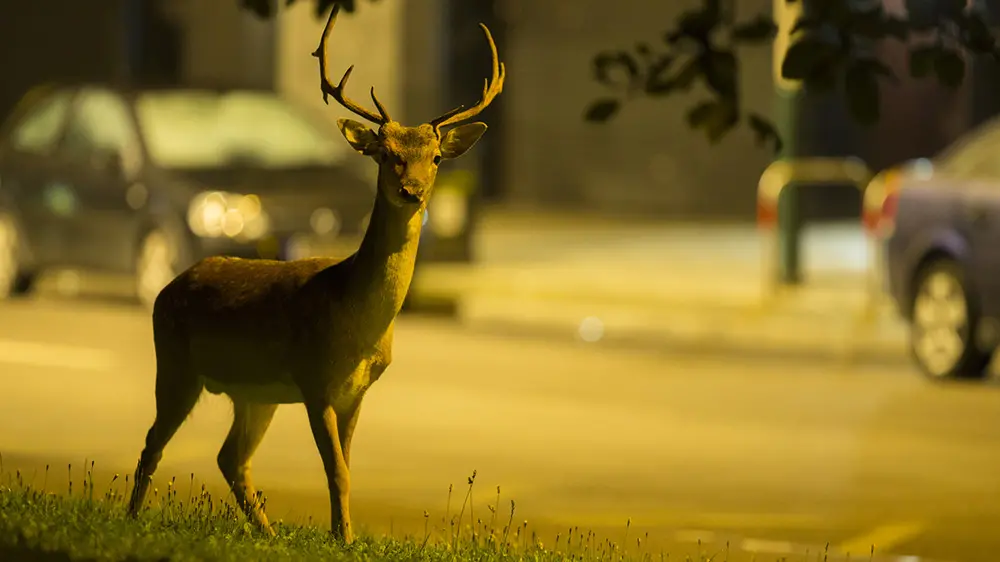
<box><xmin>449</xmin><ymin>295</ymin><xmax>912</xmax><ymax>366</ymax></box>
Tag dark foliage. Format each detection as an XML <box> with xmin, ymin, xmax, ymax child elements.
<box><xmin>240</xmin><ymin>0</ymin><xmax>372</xmax><ymax>19</ymax></box>
<box><xmin>245</xmin><ymin>0</ymin><xmax>1000</xmax><ymax>155</ymax></box>
<box><xmin>583</xmin><ymin>0</ymin><xmax>999</xmax><ymax>154</ymax></box>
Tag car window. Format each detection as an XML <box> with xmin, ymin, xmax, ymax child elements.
<box><xmin>7</xmin><ymin>90</ymin><xmax>73</xmax><ymax>155</ymax></box>
<box><xmin>61</xmin><ymin>88</ymin><xmax>142</xmax><ymax>175</ymax></box>
<box><xmin>135</xmin><ymin>90</ymin><xmax>346</xmax><ymax>169</ymax></box>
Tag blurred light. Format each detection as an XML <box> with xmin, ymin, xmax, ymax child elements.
<box><xmin>187</xmin><ymin>191</ymin><xmax>269</xmax><ymax>241</ymax></box>
<box><xmin>578</xmin><ymin>316</ymin><xmax>605</xmax><ymax>343</ymax></box>
<box><xmin>310</xmin><ymin>207</ymin><xmax>339</xmax><ymax>236</ymax></box>
<box><xmin>222</xmin><ymin>209</ymin><xmax>245</xmax><ymax>237</ymax></box>
<box><xmin>429</xmin><ymin>189</ymin><xmax>467</xmax><ymax>238</ymax></box>
<box><xmin>55</xmin><ymin>270</ymin><xmax>81</xmax><ymax>296</ymax></box>
<box><xmin>125</xmin><ymin>183</ymin><xmax>148</xmax><ymax>210</ymax></box>
<box><xmin>909</xmin><ymin>158</ymin><xmax>934</xmax><ymax>180</ymax></box>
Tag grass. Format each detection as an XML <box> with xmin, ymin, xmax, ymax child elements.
<box><xmin>0</xmin><ymin>456</ymin><xmax>855</xmax><ymax>562</ymax></box>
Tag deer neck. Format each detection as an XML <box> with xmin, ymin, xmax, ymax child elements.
<box><xmin>343</xmin><ymin>176</ymin><xmax>424</xmax><ymax>329</ymax></box>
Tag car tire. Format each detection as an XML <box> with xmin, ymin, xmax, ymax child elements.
<box><xmin>0</xmin><ymin>212</ymin><xmax>36</xmax><ymax>300</ymax></box>
<box><xmin>909</xmin><ymin>258</ymin><xmax>992</xmax><ymax>380</ymax></box>
<box><xmin>134</xmin><ymin>228</ymin><xmax>179</xmax><ymax>310</ymax></box>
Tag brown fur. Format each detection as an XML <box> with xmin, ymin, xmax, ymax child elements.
<box><xmin>125</xmin><ymin>4</ymin><xmax>503</xmax><ymax>544</ymax></box>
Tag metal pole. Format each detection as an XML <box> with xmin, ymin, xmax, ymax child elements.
<box><xmin>773</xmin><ymin>0</ymin><xmax>804</xmax><ymax>284</ymax></box>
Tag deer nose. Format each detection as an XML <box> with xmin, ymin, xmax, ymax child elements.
<box><xmin>398</xmin><ymin>185</ymin><xmax>421</xmax><ymax>203</ymax></box>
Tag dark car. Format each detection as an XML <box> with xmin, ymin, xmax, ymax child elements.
<box><xmin>0</xmin><ymin>83</ymin><xmax>400</xmax><ymax>308</ymax></box>
<box><xmin>883</xmin><ymin>117</ymin><xmax>1000</xmax><ymax>380</ymax></box>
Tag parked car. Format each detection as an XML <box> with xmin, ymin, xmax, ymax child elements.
<box><xmin>883</xmin><ymin>116</ymin><xmax>1000</xmax><ymax>380</ymax></box>
<box><xmin>0</xmin><ymin>83</ymin><xmax>475</xmax><ymax>309</ymax></box>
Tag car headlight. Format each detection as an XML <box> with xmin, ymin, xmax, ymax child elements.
<box><xmin>187</xmin><ymin>191</ymin><xmax>270</xmax><ymax>241</ymax></box>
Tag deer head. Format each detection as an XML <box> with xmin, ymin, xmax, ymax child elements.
<box><xmin>312</xmin><ymin>5</ymin><xmax>505</xmax><ymax>210</ymax></box>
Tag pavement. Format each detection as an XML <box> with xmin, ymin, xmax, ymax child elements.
<box><xmin>411</xmin><ymin>209</ymin><xmax>911</xmax><ymax>365</ymax></box>
<box><xmin>2</xmin><ymin>294</ymin><xmax>999</xmax><ymax>561</ymax></box>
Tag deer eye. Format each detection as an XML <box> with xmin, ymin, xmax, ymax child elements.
<box><xmin>433</xmin><ymin>155</ymin><xmax>442</xmax><ymax>165</ymax></box>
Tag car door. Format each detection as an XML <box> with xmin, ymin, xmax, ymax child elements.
<box><xmin>936</xmin><ymin>136</ymin><xmax>1000</xmax><ymax>317</ymax></box>
<box><xmin>55</xmin><ymin>87</ymin><xmax>146</xmax><ymax>273</ymax></box>
<box><xmin>0</xmin><ymin>87</ymin><xmax>77</xmax><ymax>267</ymax></box>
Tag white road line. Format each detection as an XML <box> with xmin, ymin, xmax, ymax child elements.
<box><xmin>837</xmin><ymin>521</ymin><xmax>925</xmax><ymax>558</ymax></box>
<box><xmin>740</xmin><ymin>538</ymin><xmax>797</xmax><ymax>554</ymax></box>
<box><xmin>0</xmin><ymin>338</ymin><xmax>115</xmax><ymax>371</ymax></box>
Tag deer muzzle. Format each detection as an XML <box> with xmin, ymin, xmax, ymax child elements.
<box><xmin>398</xmin><ymin>185</ymin><xmax>421</xmax><ymax>204</ymax></box>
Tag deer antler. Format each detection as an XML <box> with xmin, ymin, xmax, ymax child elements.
<box><xmin>430</xmin><ymin>23</ymin><xmax>506</xmax><ymax>133</ymax></box>
<box><xmin>311</xmin><ymin>4</ymin><xmax>391</xmax><ymax>126</ymax></box>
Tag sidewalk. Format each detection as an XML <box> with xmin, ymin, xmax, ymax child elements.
<box><xmin>410</xmin><ymin>209</ymin><xmax>911</xmax><ymax>364</ymax></box>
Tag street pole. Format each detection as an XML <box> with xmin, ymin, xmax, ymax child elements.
<box><xmin>772</xmin><ymin>0</ymin><xmax>804</xmax><ymax>285</ymax></box>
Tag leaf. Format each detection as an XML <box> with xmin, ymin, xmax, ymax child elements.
<box><xmin>315</xmin><ymin>0</ymin><xmax>358</xmax><ymax>17</ymax></box>
<box><xmin>730</xmin><ymin>14</ymin><xmax>777</xmax><ymax>43</ymax></box>
<box><xmin>805</xmin><ymin>65</ymin><xmax>840</xmax><ymax>92</ymax></box>
<box><xmin>781</xmin><ymin>37</ymin><xmax>839</xmax><ymax>81</ymax></box>
<box><xmin>686</xmin><ymin>100</ymin><xmax>738</xmax><ymax>144</ymax></box>
<box><xmin>671</xmin><ymin>58</ymin><xmax>702</xmax><ymax>91</ymax></box>
<box><xmin>686</xmin><ymin>100</ymin><xmax>718</xmax><ymax>129</ymax></box>
<box><xmin>844</xmin><ymin>61</ymin><xmax>881</xmax><ymax>126</ymax></box>
<box><xmin>748</xmin><ymin>113</ymin><xmax>784</xmax><ymax>154</ymax></box>
<box><xmin>961</xmin><ymin>13</ymin><xmax>997</xmax><ymax>54</ymax></box>
<box><xmin>934</xmin><ymin>49</ymin><xmax>966</xmax><ymax>89</ymax></box>
<box><xmin>940</xmin><ymin>0</ymin><xmax>969</xmax><ymax>19</ymax></box>
<box><xmin>703</xmin><ymin>49</ymin><xmax>738</xmax><ymax>97</ymax></box>
<box><xmin>644</xmin><ymin>55</ymin><xmax>677</xmax><ymax>95</ymax></box>
<box><xmin>791</xmin><ymin>16</ymin><xmax>821</xmax><ymax>34</ymax></box>
<box><xmin>853</xmin><ymin>56</ymin><xmax>895</xmax><ymax>82</ymax></box>
<box><xmin>880</xmin><ymin>16</ymin><xmax>912</xmax><ymax>41</ymax></box>
<box><xmin>704</xmin><ymin>100</ymin><xmax>739</xmax><ymax>144</ymax></box>
<box><xmin>909</xmin><ymin>45</ymin><xmax>938</xmax><ymax>79</ymax></box>
<box><xmin>584</xmin><ymin>98</ymin><xmax>622</xmax><ymax>123</ymax></box>
<box><xmin>592</xmin><ymin>51</ymin><xmax>641</xmax><ymax>91</ymax></box>
<box><xmin>812</xmin><ymin>0</ymin><xmax>852</xmax><ymax>25</ymax></box>
<box><xmin>904</xmin><ymin>0</ymin><xmax>937</xmax><ymax>30</ymax></box>
<box><xmin>676</xmin><ymin>8</ymin><xmax>719</xmax><ymax>39</ymax></box>
<box><xmin>240</xmin><ymin>0</ymin><xmax>275</xmax><ymax>18</ymax></box>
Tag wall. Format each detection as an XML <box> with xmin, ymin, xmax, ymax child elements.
<box><xmin>175</xmin><ymin>0</ymin><xmax>276</xmax><ymax>90</ymax></box>
<box><xmin>275</xmin><ymin>0</ymin><xmax>406</xmax><ymax>161</ymax></box>
<box><xmin>0</xmin><ymin>0</ymin><xmax>126</xmax><ymax>122</ymax></box>
<box><xmin>499</xmin><ymin>0</ymin><xmax>776</xmax><ymax>220</ymax></box>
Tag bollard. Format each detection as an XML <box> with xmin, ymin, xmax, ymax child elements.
<box><xmin>756</xmin><ymin>157</ymin><xmax>872</xmax><ymax>303</ymax></box>
<box><xmin>859</xmin><ymin>168</ymin><xmax>902</xmax><ymax>322</ymax></box>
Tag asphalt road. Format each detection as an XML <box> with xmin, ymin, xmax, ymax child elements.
<box><xmin>1</xmin><ymin>291</ymin><xmax>999</xmax><ymax>562</ymax></box>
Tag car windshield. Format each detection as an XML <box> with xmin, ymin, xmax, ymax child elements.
<box><xmin>135</xmin><ymin>90</ymin><xmax>346</xmax><ymax>169</ymax></box>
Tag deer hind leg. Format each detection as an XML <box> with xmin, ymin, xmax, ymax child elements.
<box><xmin>217</xmin><ymin>400</ymin><xmax>278</xmax><ymax>536</ymax></box>
<box><xmin>127</xmin><ymin>356</ymin><xmax>203</xmax><ymax>517</ymax></box>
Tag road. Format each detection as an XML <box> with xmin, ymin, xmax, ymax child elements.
<box><xmin>1</xmin><ymin>292</ymin><xmax>999</xmax><ymax>562</ymax></box>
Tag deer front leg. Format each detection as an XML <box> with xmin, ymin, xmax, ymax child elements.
<box><xmin>338</xmin><ymin>393</ymin><xmax>365</xmax><ymax>469</ymax></box>
<box><xmin>304</xmin><ymin>397</ymin><xmax>353</xmax><ymax>543</ymax></box>
<box><xmin>217</xmin><ymin>400</ymin><xmax>279</xmax><ymax>536</ymax></box>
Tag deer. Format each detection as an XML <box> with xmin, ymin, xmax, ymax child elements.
<box><xmin>124</xmin><ymin>3</ymin><xmax>505</xmax><ymax>543</ymax></box>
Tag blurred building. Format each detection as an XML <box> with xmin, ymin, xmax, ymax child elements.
<box><xmin>2</xmin><ymin>0</ymin><xmax>999</xmax><ymax>223</ymax></box>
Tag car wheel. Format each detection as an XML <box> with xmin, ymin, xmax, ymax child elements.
<box><xmin>135</xmin><ymin>229</ymin><xmax>178</xmax><ymax>310</ymax></box>
<box><xmin>0</xmin><ymin>212</ymin><xmax>36</xmax><ymax>300</ymax></box>
<box><xmin>909</xmin><ymin>258</ymin><xmax>992</xmax><ymax>380</ymax></box>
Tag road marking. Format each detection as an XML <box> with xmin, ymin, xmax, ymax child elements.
<box><xmin>0</xmin><ymin>338</ymin><xmax>115</xmax><ymax>371</ymax></box>
<box><xmin>837</xmin><ymin>521</ymin><xmax>925</xmax><ymax>557</ymax></box>
<box><xmin>740</xmin><ymin>538</ymin><xmax>797</xmax><ymax>554</ymax></box>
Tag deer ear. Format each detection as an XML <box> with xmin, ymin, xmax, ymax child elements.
<box><xmin>337</xmin><ymin>119</ymin><xmax>379</xmax><ymax>154</ymax></box>
<box><xmin>440</xmin><ymin>123</ymin><xmax>487</xmax><ymax>160</ymax></box>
